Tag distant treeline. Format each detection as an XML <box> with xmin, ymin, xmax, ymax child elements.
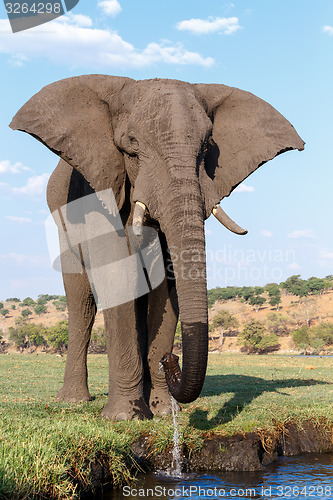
<box><xmin>0</xmin><ymin>319</ymin><xmax>105</xmax><ymax>354</ymax></box>
<box><xmin>207</xmin><ymin>275</ymin><xmax>333</xmax><ymax>309</ymax></box>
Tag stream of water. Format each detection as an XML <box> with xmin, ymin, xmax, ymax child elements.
<box><xmin>107</xmin><ymin>453</ymin><xmax>333</xmax><ymax>499</ymax></box>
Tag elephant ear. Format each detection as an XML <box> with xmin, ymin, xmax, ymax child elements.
<box><xmin>10</xmin><ymin>75</ymin><xmax>134</xmax><ymax>208</ymax></box>
<box><xmin>195</xmin><ymin>83</ymin><xmax>305</xmax><ymax>200</ymax></box>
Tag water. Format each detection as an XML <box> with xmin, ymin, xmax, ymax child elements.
<box><xmin>170</xmin><ymin>397</ymin><xmax>182</xmax><ymax>477</ymax></box>
<box><xmin>107</xmin><ymin>453</ymin><xmax>333</xmax><ymax>499</ymax></box>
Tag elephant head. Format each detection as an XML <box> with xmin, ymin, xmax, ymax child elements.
<box><xmin>10</xmin><ymin>75</ymin><xmax>304</xmax><ymax>403</ymax></box>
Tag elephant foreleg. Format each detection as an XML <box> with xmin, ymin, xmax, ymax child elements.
<box><xmin>101</xmin><ymin>301</ymin><xmax>153</xmax><ymax>421</ymax></box>
<box><xmin>57</xmin><ymin>270</ymin><xmax>96</xmax><ymax>402</ymax></box>
<box><xmin>147</xmin><ymin>277</ymin><xmax>179</xmax><ymax>416</ymax></box>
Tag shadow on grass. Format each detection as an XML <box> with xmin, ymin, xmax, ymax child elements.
<box><xmin>189</xmin><ymin>375</ymin><xmax>329</xmax><ymax>430</ymax></box>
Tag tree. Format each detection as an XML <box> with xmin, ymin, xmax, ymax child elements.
<box><xmin>281</xmin><ymin>275</ymin><xmax>308</xmax><ymax>298</ymax></box>
<box><xmin>21</xmin><ymin>309</ymin><xmax>33</xmax><ymax>318</ymax></box>
<box><xmin>266</xmin><ymin>312</ymin><xmax>291</xmax><ymax>336</ymax></box>
<box><xmin>266</xmin><ymin>284</ymin><xmax>282</xmax><ymax>310</ymax></box>
<box><xmin>306</xmin><ymin>277</ymin><xmax>326</xmax><ymax>295</ymax></box>
<box><xmin>211</xmin><ymin>310</ymin><xmax>239</xmax><ymax>347</ymax></box>
<box><xmin>309</xmin><ymin>322</ymin><xmax>333</xmax><ymax>348</ymax></box>
<box><xmin>291</xmin><ymin>326</ymin><xmax>310</xmax><ymax>351</ymax></box>
<box><xmin>238</xmin><ymin>319</ymin><xmax>279</xmax><ymax>354</ymax></box>
<box><xmin>34</xmin><ymin>304</ymin><xmax>47</xmax><ymax>315</ymax></box>
<box><xmin>11</xmin><ymin>304</ymin><xmax>16</xmax><ymax>310</ymax></box>
<box><xmin>53</xmin><ymin>300</ymin><xmax>67</xmax><ymax>311</ymax></box>
<box><xmin>25</xmin><ymin>323</ymin><xmax>47</xmax><ymax>349</ymax></box>
<box><xmin>9</xmin><ymin>319</ymin><xmax>46</xmax><ymax>351</ymax></box>
<box><xmin>6</xmin><ymin>297</ymin><xmax>20</xmax><ymax>302</ymax></box>
<box><xmin>21</xmin><ymin>297</ymin><xmax>36</xmax><ymax>307</ymax></box>
<box><xmin>0</xmin><ymin>309</ymin><xmax>9</xmax><ymax>317</ymax></box>
<box><xmin>0</xmin><ymin>302</ymin><xmax>3</xmax><ymax>310</ymax></box>
<box><xmin>46</xmin><ymin>321</ymin><xmax>68</xmax><ymax>352</ymax></box>
<box><xmin>9</xmin><ymin>319</ymin><xmax>28</xmax><ymax>350</ymax></box>
<box><xmin>240</xmin><ymin>287</ymin><xmax>255</xmax><ymax>302</ymax></box>
<box><xmin>249</xmin><ymin>294</ymin><xmax>266</xmax><ymax>312</ymax></box>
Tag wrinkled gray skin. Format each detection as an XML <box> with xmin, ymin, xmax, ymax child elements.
<box><xmin>10</xmin><ymin>76</ymin><xmax>304</xmax><ymax>420</ymax></box>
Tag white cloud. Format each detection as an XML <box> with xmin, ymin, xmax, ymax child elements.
<box><xmin>288</xmin><ymin>262</ymin><xmax>301</xmax><ymax>270</ymax></box>
<box><xmin>323</xmin><ymin>25</ymin><xmax>333</xmax><ymax>35</ymax></box>
<box><xmin>0</xmin><ymin>15</ymin><xmax>214</xmax><ymax>68</ymax></box>
<box><xmin>261</xmin><ymin>230</ymin><xmax>273</xmax><ymax>238</ymax></box>
<box><xmin>98</xmin><ymin>0</ymin><xmax>122</xmax><ymax>17</ymax></box>
<box><xmin>11</xmin><ymin>173</ymin><xmax>50</xmax><ymax>198</ymax></box>
<box><xmin>5</xmin><ymin>216</ymin><xmax>32</xmax><ymax>224</ymax></box>
<box><xmin>287</xmin><ymin>229</ymin><xmax>316</xmax><ymax>239</ymax></box>
<box><xmin>234</xmin><ymin>183</ymin><xmax>255</xmax><ymax>193</ymax></box>
<box><xmin>0</xmin><ymin>160</ymin><xmax>31</xmax><ymax>174</ymax></box>
<box><xmin>69</xmin><ymin>14</ymin><xmax>93</xmax><ymax>27</ymax></box>
<box><xmin>177</xmin><ymin>16</ymin><xmax>240</xmax><ymax>35</ymax></box>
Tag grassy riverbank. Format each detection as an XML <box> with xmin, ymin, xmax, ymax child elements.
<box><xmin>0</xmin><ymin>354</ymin><xmax>332</xmax><ymax>498</ymax></box>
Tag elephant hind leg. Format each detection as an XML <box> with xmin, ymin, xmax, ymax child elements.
<box><xmin>57</xmin><ymin>270</ymin><xmax>97</xmax><ymax>403</ymax></box>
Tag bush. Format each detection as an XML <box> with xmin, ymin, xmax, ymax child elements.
<box><xmin>266</xmin><ymin>312</ymin><xmax>291</xmax><ymax>336</ymax></box>
<box><xmin>9</xmin><ymin>319</ymin><xmax>27</xmax><ymax>350</ymax></box>
<box><xmin>0</xmin><ymin>309</ymin><xmax>9</xmax><ymax>317</ymax></box>
<box><xmin>46</xmin><ymin>321</ymin><xmax>68</xmax><ymax>352</ymax></box>
<box><xmin>0</xmin><ymin>303</ymin><xmax>3</xmax><ymax>310</ymax></box>
<box><xmin>11</xmin><ymin>305</ymin><xmax>16</xmax><ymax>310</ymax></box>
<box><xmin>89</xmin><ymin>326</ymin><xmax>107</xmax><ymax>353</ymax></box>
<box><xmin>292</xmin><ymin>323</ymin><xmax>333</xmax><ymax>353</ymax></box>
<box><xmin>9</xmin><ymin>320</ymin><xmax>46</xmax><ymax>350</ymax></box>
<box><xmin>34</xmin><ymin>304</ymin><xmax>47</xmax><ymax>315</ymax></box>
<box><xmin>21</xmin><ymin>309</ymin><xmax>33</xmax><ymax>318</ymax></box>
<box><xmin>20</xmin><ymin>297</ymin><xmax>36</xmax><ymax>307</ymax></box>
<box><xmin>238</xmin><ymin>320</ymin><xmax>279</xmax><ymax>354</ymax></box>
<box><xmin>53</xmin><ymin>300</ymin><xmax>67</xmax><ymax>311</ymax></box>
<box><xmin>210</xmin><ymin>310</ymin><xmax>239</xmax><ymax>346</ymax></box>
<box><xmin>6</xmin><ymin>297</ymin><xmax>20</xmax><ymax>302</ymax></box>
<box><xmin>291</xmin><ymin>326</ymin><xmax>310</xmax><ymax>351</ymax></box>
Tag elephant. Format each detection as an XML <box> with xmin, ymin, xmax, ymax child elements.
<box><xmin>10</xmin><ymin>76</ymin><xmax>304</xmax><ymax>420</ymax></box>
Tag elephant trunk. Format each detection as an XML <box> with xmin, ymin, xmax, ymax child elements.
<box><xmin>159</xmin><ymin>176</ymin><xmax>208</xmax><ymax>403</ymax></box>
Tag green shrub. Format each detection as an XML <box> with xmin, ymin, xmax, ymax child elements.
<box><xmin>89</xmin><ymin>326</ymin><xmax>106</xmax><ymax>353</ymax></box>
<box><xmin>34</xmin><ymin>304</ymin><xmax>47</xmax><ymax>315</ymax></box>
<box><xmin>291</xmin><ymin>326</ymin><xmax>310</xmax><ymax>350</ymax></box>
<box><xmin>21</xmin><ymin>297</ymin><xmax>36</xmax><ymax>307</ymax></box>
<box><xmin>9</xmin><ymin>319</ymin><xmax>46</xmax><ymax>350</ymax></box>
<box><xmin>46</xmin><ymin>321</ymin><xmax>68</xmax><ymax>352</ymax></box>
<box><xmin>239</xmin><ymin>320</ymin><xmax>279</xmax><ymax>354</ymax></box>
<box><xmin>21</xmin><ymin>309</ymin><xmax>33</xmax><ymax>318</ymax></box>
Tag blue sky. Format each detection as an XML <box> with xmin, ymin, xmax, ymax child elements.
<box><xmin>0</xmin><ymin>0</ymin><xmax>332</xmax><ymax>300</ymax></box>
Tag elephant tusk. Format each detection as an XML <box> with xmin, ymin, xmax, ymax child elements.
<box><xmin>132</xmin><ymin>201</ymin><xmax>146</xmax><ymax>236</ymax></box>
<box><xmin>212</xmin><ymin>205</ymin><xmax>248</xmax><ymax>235</ymax></box>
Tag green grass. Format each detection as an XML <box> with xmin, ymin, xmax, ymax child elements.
<box><xmin>0</xmin><ymin>353</ymin><xmax>332</xmax><ymax>498</ymax></box>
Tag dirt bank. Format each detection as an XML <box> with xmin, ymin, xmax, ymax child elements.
<box><xmin>130</xmin><ymin>420</ymin><xmax>333</xmax><ymax>473</ymax></box>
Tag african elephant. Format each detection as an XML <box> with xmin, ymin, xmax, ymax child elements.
<box><xmin>10</xmin><ymin>76</ymin><xmax>304</xmax><ymax>420</ymax></box>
